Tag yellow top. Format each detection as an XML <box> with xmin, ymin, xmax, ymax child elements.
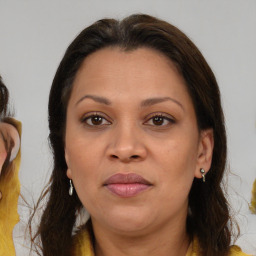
<box><xmin>0</xmin><ymin>120</ymin><xmax>21</xmax><ymax>256</ymax></box>
<box><xmin>72</xmin><ymin>227</ymin><xmax>252</xmax><ymax>256</ymax></box>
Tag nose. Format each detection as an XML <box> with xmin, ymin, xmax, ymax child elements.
<box><xmin>106</xmin><ymin>123</ymin><xmax>147</xmax><ymax>163</ymax></box>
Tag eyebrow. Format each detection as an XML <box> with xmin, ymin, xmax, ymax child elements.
<box><xmin>76</xmin><ymin>95</ymin><xmax>111</xmax><ymax>106</ymax></box>
<box><xmin>141</xmin><ymin>97</ymin><xmax>184</xmax><ymax>110</ymax></box>
<box><xmin>76</xmin><ymin>95</ymin><xmax>183</xmax><ymax>110</ymax></box>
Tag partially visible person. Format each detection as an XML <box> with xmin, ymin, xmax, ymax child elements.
<box><xmin>0</xmin><ymin>75</ymin><xmax>21</xmax><ymax>256</ymax></box>
<box><xmin>250</xmin><ymin>179</ymin><xmax>256</xmax><ymax>214</ymax></box>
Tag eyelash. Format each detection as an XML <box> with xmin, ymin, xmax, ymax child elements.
<box><xmin>81</xmin><ymin>112</ymin><xmax>111</xmax><ymax>127</ymax></box>
<box><xmin>144</xmin><ymin>113</ymin><xmax>175</xmax><ymax>127</ymax></box>
<box><xmin>80</xmin><ymin>112</ymin><xmax>175</xmax><ymax>127</ymax></box>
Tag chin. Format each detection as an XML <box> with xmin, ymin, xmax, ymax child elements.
<box><xmin>100</xmin><ymin>208</ymin><xmax>154</xmax><ymax>235</ymax></box>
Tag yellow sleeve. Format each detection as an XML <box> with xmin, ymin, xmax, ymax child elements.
<box><xmin>229</xmin><ymin>245</ymin><xmax>253</xmax><ymax>256</ymax></box>
<box><xmin>0</xmin><ymin>120</ymin><xmax>21</xmax><ymax>256</ymax></box>
<box><xmin>186</xmin><ymin>237</ymin><xmax>253</xmax><ymax>256</ymax></box>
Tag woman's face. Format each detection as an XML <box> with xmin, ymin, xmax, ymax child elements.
<box><xmin>0</xmin><ymin>122</ymin><xmax>20</xmax><ymax>173</ymax></box>
<box><xmin>65</xmin><ymin>47</ymin><xmax>213</xmax><ymax>235</ymax></box>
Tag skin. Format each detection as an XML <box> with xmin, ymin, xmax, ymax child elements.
<box><xmin>65</xmin><ymin>47</ymin><xmax>214</xmax><ymax>256</ymax></box>
<box><xmin>0</xmin><ymin>122</ymin><xmax>20</xmax><ymax>174</ymax></box>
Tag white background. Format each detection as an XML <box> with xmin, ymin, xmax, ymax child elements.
<box><xmin>0</xmin><ymin>0</ymin><xmax>255</xmax><ymax>255</ymax></box>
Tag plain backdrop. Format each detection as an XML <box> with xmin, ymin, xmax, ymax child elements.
<box><xmin>0</xmin><ymin>0</ymin><xmax>255</xmax><ymax>255</ymax></box>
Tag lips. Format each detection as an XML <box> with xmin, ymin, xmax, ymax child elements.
<box><xmin>103</xmin><ymin>173</ymin><xmax>152</xmax><ymax>198</ymax></box>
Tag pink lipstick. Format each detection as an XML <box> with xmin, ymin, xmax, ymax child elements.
<box><xmin>104</xmin><ymin>173</ymin><xmax>152</xmax><ymax>198</ymax></box>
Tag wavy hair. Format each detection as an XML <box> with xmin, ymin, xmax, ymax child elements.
<box><xmin>0</xmin><ymin>76</ymin><xmax>10</xmax><ymax>119</ymax></box>
<box><xmin>30</xmin><ymin>14</ymin><xmax>236</xmax><ymax>256</ymax></box>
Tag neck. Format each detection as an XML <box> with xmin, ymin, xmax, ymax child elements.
<box><xmin>92</xmin><ymin>217</ymin><xmax>190</xmax><ymax>256</ymax></box>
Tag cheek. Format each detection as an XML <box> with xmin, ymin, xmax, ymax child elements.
<box><xmin>153</xmin><ymin>135</ymin><xmax>198</xmax><ymax>172</ymax></box>
<box><xmin>67</xmin><ymin>144</ymin><xmax>98</xmax><ymax>180</ymax></box>
<box><xmin>0</xmin><ymin>140</ymin><xmax>7</xmax><ymax>172</ymax></box>
<box><xmin>68</xmin><ymin>151</ymin><xmax>98</xmax><ymax>210</ymax></box>
<box><xmin>65</xmin><ymin>137</ymin><xmax>104</xmax><ymax>195</ymax></box>
<box><xmin>151</xmin><ymin>135</ymin><xmax>198</xmax><ymax>194</ymax></box>
<box><xmin>66</xmin><ymin>131</ymin><xmax>102</xmax><ymax>167</ymax></box>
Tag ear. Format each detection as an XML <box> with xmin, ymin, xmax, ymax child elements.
<box><xmin>9</xmin><ymin>126</ymin><xmax>20</xmax><ymax>162</ymax></box>
<box><xmin>65</xmin><ymin>150</ymin><xmax>72</xmax><ymax>179</ymax></box>
<box><xmin>194</xmin><ymin>129</ymin><xmax>214</xmax><ymax>179</ymax></box>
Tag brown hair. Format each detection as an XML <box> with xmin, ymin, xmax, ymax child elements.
<box><xmin>31</xmin><ymin>14</ymin><xmax>236</xmax><ymax>256</ymax></box>
<box><xmin>0</xmin><ymin>75</ymin><xmax>9</xmax><ymax>119</ymax></box>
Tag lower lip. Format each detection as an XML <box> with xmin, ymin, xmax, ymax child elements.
<box><xmin>105</xmin><ymin>183</ymin><xmax>150</xmax><ymax>197</ymax></box>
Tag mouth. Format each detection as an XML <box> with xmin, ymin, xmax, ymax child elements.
<box><xmin>103</xmin><ymin>173</ymin><xmax>152</xmax><ymax>198</ymax></box>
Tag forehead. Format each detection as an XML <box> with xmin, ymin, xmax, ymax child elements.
<box><xmin>76</xmin><ymin>46</ymin><xmax>180</xmax><ymax>81</ymax></box>
<box><xmin>70</xmin><ymin>47</ymin><xmax>190</xmax><ymax>99</ymax></box>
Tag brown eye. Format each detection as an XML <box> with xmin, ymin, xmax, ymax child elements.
<box><xmin>91</xmin><ymin>116</ymin><xmax>103</xmax><ymax>125</ymax></box>
<box><xmin>144</xmin><ymin>114</ymin><xmax>175</xmax><ymax>127</ymax></box>
<box><xmin>83</xmin><ymin>114</ymin><xmax>111</xmax><ymax>126</ymax></box>
<box><xmin>152</xmin><ymin>116</ymin><xmax>164</xmax><ymax>126</ymax></box>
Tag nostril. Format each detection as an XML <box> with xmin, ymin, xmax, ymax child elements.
<box><xmin>130</xmin><ymin>155</ymin><xmax>139</xmax><ymax>159</ymax></box>
<box><xmin>110</xmin><ymin>154</ymin><xmax>140</xmax><ymax>160</ymax></box>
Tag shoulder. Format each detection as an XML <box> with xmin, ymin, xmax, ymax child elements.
<box><xmin>229</xmin><ymin>245</ymin><xmax>253</xmax><ymax>256</ymax></box>
<box><xmin>72</xmin><ymin>227</ymin><xmax>94</xmax><ymax>256</ymax></box>
<box><xmin>189</xmin><ymin>238</ymin><xmax>253</xmax><ymax>256</ymax></box>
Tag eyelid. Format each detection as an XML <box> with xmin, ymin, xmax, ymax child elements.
<box><xmin>80</xmin><ymin>111</ymin><xmax>112</xmax><ymax>126</ymax></box>
<box><xmin>144</xmin><ymin>112</ymin><xmax>176</xmax><ymax>125</ymax></box>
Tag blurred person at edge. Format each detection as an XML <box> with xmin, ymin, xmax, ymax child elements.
<box><xmin>0</xmin><ymin>76</ymin><xmax>21</xmax><ymax>256</ymax></box>
<box><xmin>30</xmin><ymin>14</ymin><xmax>252</xmax><ymax>256</ymax></box>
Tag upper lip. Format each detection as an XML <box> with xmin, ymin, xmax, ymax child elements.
<box><xmin>103</xmin><ymin>173</ymin><xmax>152</xmax><ymax>185</ymax></box>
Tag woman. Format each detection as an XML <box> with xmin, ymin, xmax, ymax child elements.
<box><xmin>0</xmin><ymin>76</ymin><xmax>21</xmax><ymax>256</ymax></box>
<box><xmin>31</xmin><ymin>14</ymin><xmax>251</xmax><ymax>256</ymax></box>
